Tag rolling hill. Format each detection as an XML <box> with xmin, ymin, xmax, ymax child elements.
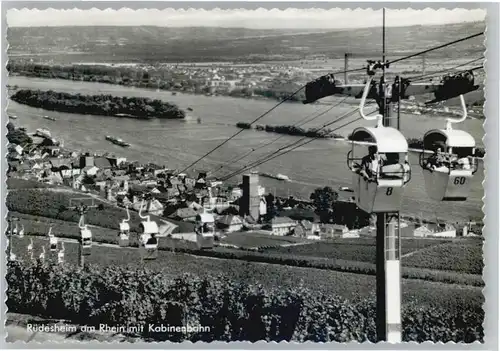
<box><xmin>7</xmin><ymin>22</ymin><xmax>485</xmax><ymax>63</ymax></box>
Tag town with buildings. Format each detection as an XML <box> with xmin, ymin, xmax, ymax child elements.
<box><xmin>7</xmin><ymin>123</ymin><xmax>481</xmax><ymax>248</ymax></box>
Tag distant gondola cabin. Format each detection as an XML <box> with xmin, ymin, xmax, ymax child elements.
<box><xmin>420</xmin><ymin>128</ymin><xmax>477</xmax><ymax>201</ymax></box>
<box><xmin>80</xmin><ymin>226</ymin><xmax>93</xmax><ymax>255</ymax></box>
<box><xmin>118</xmin><ymin>221</ymin><xmax>130</xmax><ymax>247</ymax></box>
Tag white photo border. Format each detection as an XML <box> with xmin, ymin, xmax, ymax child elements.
<box><xmin>1</xmin><ymin>1</ymin><xmax>498</xmax><ymax>349</ymax></box>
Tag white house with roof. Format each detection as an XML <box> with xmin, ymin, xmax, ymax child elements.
<box><xmin>144</xmin><ymin>199</ymin><xmax>164</xmax><ymax>217</ymax></box>
<box><xmin>294</xmin><ymin>220</ymin><xmax>320</xmax><ymax>238</ymax></box>
<box><xmin>269</xmin><ymin>217</ymin><xmax>296</xmax><ymax>236</ymax></box>
<box><xmin>414</xmin><ymin>223</ymin><xmax>456</xmax><ymax>238</ymax></box>
<box><xmin>319</xmin><ymin>224</ymin><xmax>350</xmax><ymax>239</ymax></box>
<box><xmin>217</xmin><ymin>215</ymin><xmax>244</xmax><ymax>233</ymax></box>
<box><xmin>82</xmin><ymin>165</ymin><xmax>99</xmax><ymax>176</ymax></box>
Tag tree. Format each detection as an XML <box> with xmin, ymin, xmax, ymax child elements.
<box><xmin>263</xmin><ymin>193</ymin><xmax>277</xmax><ymax>221</ymax></box>
<box><xmin>219</xmin><ymin>206</ymin><xmax>239</xmax><ymax>216</ymax></box>
<box><xmin>82</xmin><ymin>175</ymin><xmax>95</xmax><ymax>185</ymax></box>
<box><xmin>7</xmin><ymin>127</ymin><xmax>32</xmax><ymax>146</ymax></box>
<box><xmin>163</xmin><ymin>204</ymin><xmax>180</xmax><ymax>217</ymax></box>
<box><xmin>331</xmin><ymin>202</ymin><xmax>371</xmax><ymax>229</ymax></box>
<box><xmin>310</xmin><ymin>186</ymin><xmax>339</xmax><ymax>223</ymax></box>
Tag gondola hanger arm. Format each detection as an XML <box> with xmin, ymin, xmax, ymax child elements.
<box><xmin>445</xmin><ymin>94</ymin><xmax>467</xmax><ymax>131</ymax></box>
<box><xmin>359</xmin><ymin>77</ymin><xmax>383</xmax><ymax>127</ymax></box>
<box><xmin>78</xmin><ymin>214</ymin><xmax>86</xmax><ymax>229</ymax></box>
<box><xmin>138</xmin><ymin>198</ymin><xmax>150</xmax><ymax>222</ymax></box>
<box><xmin>122</xmin><ymin>205</ymin><xmax>131</xmax><ymax>224</ymax></box>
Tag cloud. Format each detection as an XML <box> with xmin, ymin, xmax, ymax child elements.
<box><xmin>7</xmin><ymin>8</ymin><xmax>486</xmax><ymax>29</ymax></box>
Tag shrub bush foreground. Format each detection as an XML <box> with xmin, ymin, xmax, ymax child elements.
<box><xmin>6</xmin><ymin>261</ymin><xmax>484</xmax><ymax>343</ymax></box>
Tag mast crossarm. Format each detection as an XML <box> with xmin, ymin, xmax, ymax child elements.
<box><xmin>303</xmin><ymin>70</ymin><xmax>479</xmax><ymax>105</ymax></box>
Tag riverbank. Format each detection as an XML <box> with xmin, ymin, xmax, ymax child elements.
<box><xmin>6</xmin><ymin>75</ymin><xmax>484</xmax><ymax>223</ymax></box>
<box><xmin>235</xmin><ymin>122</ymin><xmax>485</xmax><ymax>157</ymax></box>
<box><xmin>236</xmin><ymin>122</ymin><xmax>343</xmax><ymax>139</ymax></box>
<box><xmin>11</xmin><ymin>89</ymin><xmax>186</xmax><ymax>120</ymax></box>
<box><xmin>7</xmin><ymin>66</ymin><xmax>484</xmax><ymax>120</ymax></box>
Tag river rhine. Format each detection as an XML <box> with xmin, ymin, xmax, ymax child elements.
<box><xmin>7</xmin><ymin>76</ymin><xmax>484</xmax><ymax>222</ymax></box>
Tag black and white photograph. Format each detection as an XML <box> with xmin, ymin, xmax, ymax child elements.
<box><xmin>3</xmin><ymin>4</ymin><xmax>491</xmax><ymax>344</ymax></box>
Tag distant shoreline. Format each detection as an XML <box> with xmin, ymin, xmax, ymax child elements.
<box><xmin>8</xmin><ymin>68</ymin><xmax>485</xmax><ymax>120</ymax></box>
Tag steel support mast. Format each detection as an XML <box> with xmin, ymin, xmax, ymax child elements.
<box><xmin>376</xmin><ymin>8</ymin><xmax>402</xmax><ymax>343</ymax></box>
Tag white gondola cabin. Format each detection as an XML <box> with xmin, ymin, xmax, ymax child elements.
<box><xmin>347</xmin><ymin>126</ymin><xmax>411</xmax><ymax>214</ymax></box>
<box><xmin>195</xmin><ymin>213</ymin><xmax>215</xmax><ymax>249</ymax></box>
<box><xmin>139</xmin><ymin>220</ymin><xmax>159</xmax><ymax>260</ymax></box>
<box><xmin>419</xmin><ymin>94</ymin><xmax>478</xmax><ymax>201</ymax></box>
<box><xmin>80</xmin><ymin>226</ymin><xmax>93</xmax><ymax>256</ymax></box>
<box><xmin>57</xmin><ymin>242</ymin><xmax>65</xmax><ymax>264</ymax></box>
<box><xmin>118</xmin><ymin>206</ymin><xmax>131</xmax><ymax>247</ymax></box>
<box><xmin>48</xmin><ymin>227</ymin><xmax>58</xmax><ymax>252</ymax></box>
<box><xmin>49</xmin><ymin>236</ymin><xmax>58</xmax><ymax>252</ymax></box>
<box><xmin>419</xmin><ymin>129</ymin><xmax>477</xmax><ymax>201</ymax></box>
<box><xmin>118</xmin><ymin>221</ymin><xmax>130</xmax><ymax>247</ymax></box>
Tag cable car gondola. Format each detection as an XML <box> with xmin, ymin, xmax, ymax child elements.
<box><xmin>57</xmin><ymin>242</ymin><xmax>65</xmax><ymax>264</ymax></box>
<box><xmin>80</xmin><ymin>226</ymin><xmax>92</xmax><ymax>255</ymax></box>
<box><xmin>48</xmin><ymin>227</ymin><xmax>58</xmax><ymax>252</ymax></box>
<box><xmin>78</xmin><ymin>214</ymin><xmax>93</xmax><ymax>256</ymax></box>
<box><xmin>118</xmin><ymin>206</ymin><xmax>131</xmax><ymax>247</ymax></box>
<box><xmin>419</xmin><ymin>94</ymin><xmax>478</xmax><ymax>201</ymax></box>
<box><xmin>195</xmin><ymin>213</ymin><xmax>215</xmax><ymax>249</ymax></box>
<box><xmin>346</xmin><ymin>77</ymin><xmax>412</xmax><ymax>214</ymax></box>
<box><xmin>27</xmin><ymin>238</ymin><xmax>33</xmax><ymax>258</ymax></box>
<box><xmin>138</xmin><ymin>199</ymin><xmax>159</xmax><ymax>260</ymax></box>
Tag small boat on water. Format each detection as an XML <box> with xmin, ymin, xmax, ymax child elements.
<box><xmin>105</xmin><ymin>135</ymin><xmax>131</xmax><ymax>147</ymax></box>
<box><xmin>261</xmin><ymin>172</ymin><xmax>291</xmax><ymax>182</ymax></box>
<box><xmin>339</xmin><ymin>186</ymin><xmax>354</xmax><ymax>193</ymax></box>
<box><xmin>172</xmin><ymin>92</ymin><xmax>177</xmax><ymax>96</ymax></box>
<box><xmin>187</xmin><ymin>107</ymin><xmax>193</xmax><ymax>112</ymax></box>
<box><xmin>43</xmin><ymin>115</ymin><xmax>56</xmax><ymax>121</ymax></box>
<box><xmin>35</xmin><ymin>128</ymin><xmax>52</xmax><ymax>139</ymax></box>
<box><xmin>276</xmin><ymin>173</ymin><xmax>291</xmax><ymax>181</ymax></box>
<box><xmin>9</xmin><ymin>115</ymin><xmax>17</xmax><ymax>119</ymax></box>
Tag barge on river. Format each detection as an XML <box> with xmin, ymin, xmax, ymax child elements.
<box><xmin>106</xmin><ymin>135</ymin><xmax>131</xmax><ymax>147</ymax></box>
<box><xmin>260</xmin><ymin>172</ymin><xmax>291</xmax><ymax>182</ymax></box>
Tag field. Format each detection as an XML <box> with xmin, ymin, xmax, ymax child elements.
<box><xmin>265</xmin><ymin>238</ymin><xmax>484</xmax><ymax>275</ymax></box>
<box><xmin>6</xmin><ymin>183</ymin><xmax>484</xmax><ymax>300</ymax></box>
<box><xmin>220</xmin><ymin>231</ymin><xmax>309</xmax><ymax>248</ymax></box>
<box><xmin>6</xmin><ymin>187</ymin><xmax>165</xmax><ymax>234</ymax></box>
<box><xmin>6</xmin><ymin>178</ymin><xmax>55</xmax><ymax>189</ymax></box>
<box><xmin>6</xmin><ymin>182</ymin><xmax>485</xmax><ymax>342</ymax></box>
<box><xmin>10</xmin><ymin>235</ymin><xmax>483</xmax><ymax>313</ymax></box>
<box><xmin>7</xmin><ymin>257</ymin><xmax>484</xmax><ymax>343</ymax></box>
<box><xmin>403</xmin><ymin>241</ymin><xmax>484</xmax><ymax>275</ymax></box>
<box><xmin>8</xmin><ymin>210</ymin><xmax>483</xmax><ymax>286</ymax></box>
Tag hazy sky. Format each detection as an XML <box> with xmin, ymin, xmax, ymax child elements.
<box><xmin>7</xmin><ymin>8</ymin><xmax>486</xmax><ymax>29</ymax></box>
